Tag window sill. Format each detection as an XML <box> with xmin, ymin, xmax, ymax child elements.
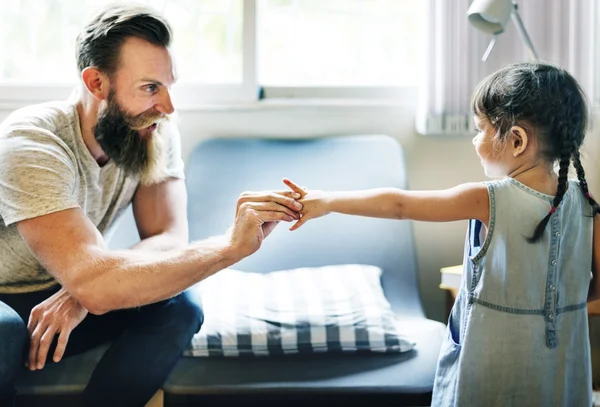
<box><xmin>175</xmin><ymin>96</ymin><xmax>417</xmax><ymax>113</ymax></box>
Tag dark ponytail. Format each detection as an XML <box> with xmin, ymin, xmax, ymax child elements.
<box><xmin>572</xmin><ymin>150</ymin><xmax>600</xmax><ymax>216</ymax></box>
<box><xmin>472</xmin><ymin>63</ymin><xmax>592</xmax><ymax>243</ymax></box>
<box><xmin>526</xmin><ymin>123</ymin><xmax>572</xmax><ymax>243</ymax></box>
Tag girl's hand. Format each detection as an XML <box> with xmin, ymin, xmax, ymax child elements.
<box><xmin>282</xmin><ymin>178</ymin><xmax>330</xmax><ymax>231</ymax></box>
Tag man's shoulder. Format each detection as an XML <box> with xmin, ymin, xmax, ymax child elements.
<box><xmin>0</xmin><ymin>100</ymin><xmax>77</xmax><ymax>139</ymax></box>
<box><xmin>0</xmin><ymin>100</ymin><xmax>79</xmax><ymax>155</ymax></box>
<box><xmin>0</xmin><ymin>102</ymin><xmax>81</xmax><ymax>169</ymax></box>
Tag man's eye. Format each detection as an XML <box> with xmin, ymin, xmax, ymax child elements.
<box><xmin>145</xmin><ymin>84</ymin><xmax>158</xmax><ymax>93</ymax></box>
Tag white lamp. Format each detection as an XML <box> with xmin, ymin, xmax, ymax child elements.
<box><xmin>467</xmin><ymin>0</ymin><xmax>538</xmax><ymax>62</ymax></box>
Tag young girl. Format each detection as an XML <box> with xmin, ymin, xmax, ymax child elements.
<box><xmin>283</xmin><ymin>62</ymin><xmax>600</xmax><ymax>406</ymax></box>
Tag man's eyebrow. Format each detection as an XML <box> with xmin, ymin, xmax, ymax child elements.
<box><xmin>140</xmin><ymin>78</ymin><xmax>165</xmax><ymax>86</ymax></box>
<box><xmin>139</xmin><ymin>77</ymin><xmax>179</xmax><ymax>86</ymax></box>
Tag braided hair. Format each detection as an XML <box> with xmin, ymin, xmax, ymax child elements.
<box><xmin>471</xmin><ymin>62</ymin><xmax>599</xmax><ymax>243</ymax></box>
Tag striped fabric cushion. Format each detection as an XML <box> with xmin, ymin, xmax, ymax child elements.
<box><xmin>183</xmin><ymin>264</ymin><xmax>415</xmax><ymax>357</ymax></box>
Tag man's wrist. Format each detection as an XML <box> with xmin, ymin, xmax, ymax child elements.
<box><xmin>210</xmin><ymin>233</ymin><xmax>247</xmax><ymax>265</ymax></box>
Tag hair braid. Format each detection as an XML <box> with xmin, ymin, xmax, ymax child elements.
<box><xmin>573</xmin><ymin>150</ymin><xmax>600</xmax><ymax>215</ymax></box>
<box><xmin>526</xmin><ymin>121</ymin><xmax>572</xmax><ymax>243</ymax></box>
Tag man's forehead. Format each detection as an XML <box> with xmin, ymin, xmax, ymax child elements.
<box><xmin>117</xmin><ymin>37</ymin><xmax>176</xmax><ymax>85</ymax></box>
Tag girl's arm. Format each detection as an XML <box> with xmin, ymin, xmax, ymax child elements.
<box><xmin>283</xmin><ymin>179</ymin><xmax>489</xmax><ymax>231</ymax></box>
<box><xmin>588</xmin><ymin>215</ymin><xmax>600</xmax><ymax>302</ymax></box>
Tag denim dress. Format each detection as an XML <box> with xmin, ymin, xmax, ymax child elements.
<box><xmin>432</xmin><ymin>178</ymin><xmax>593</xmax><ymax>407</ymax></box>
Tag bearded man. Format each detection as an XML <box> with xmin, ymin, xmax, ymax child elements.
<box><xmin>0</xmin><ymin>3</ymin><xmax>301</xmax><ymax>407</ymax></box>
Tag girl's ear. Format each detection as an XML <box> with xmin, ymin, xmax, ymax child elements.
<box><xmin>510</xmin><ymin>125</ymin><xmax>529</xmax><ymax>157</ymax></box>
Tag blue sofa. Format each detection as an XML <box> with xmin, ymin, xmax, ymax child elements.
<box><xmin>14</xmin><ymin>135</ymin><xmax>445</xmax><ymax>406</ymax></box>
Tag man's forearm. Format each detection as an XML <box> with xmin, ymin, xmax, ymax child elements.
<box><xmin>130</xmin><ymin>231</ymin><xmax>188</xmax><ymax>252</ymax></box>
<box><xmin>74</xmin><ymin>234</ymin><xmax>242</xmax><ymax>314</ymax></box>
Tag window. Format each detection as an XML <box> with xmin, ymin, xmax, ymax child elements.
<box><xmin>0</xmin><ymin>0</ymin><xmax>426</xmax><ymax>106</ymax></box>
<box><xmin>258</xmin><ymin>0</ymin><xmax>426</xmax><ymax>87</ymax></box>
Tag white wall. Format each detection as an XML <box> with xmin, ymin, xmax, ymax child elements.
<box><xmin>2</xmin><ymin>104</ymin><xmax>599</xmax><ymax>323</ymax></box>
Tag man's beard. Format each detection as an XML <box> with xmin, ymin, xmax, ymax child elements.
<box><xmin>93</xmin><ymin>91</ymin><xmax>170</xmax><ymax>185</ymax></box>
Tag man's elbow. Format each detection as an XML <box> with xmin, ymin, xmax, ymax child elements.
<box><xmin>64</xmin><ymin>269</ymin><xmax>113</xmax><ymax>315</ymax></box>
<box><xmin>71</xmin><ymin>284</ymin><xmax>110</xmax><ymax>315</ymax></box>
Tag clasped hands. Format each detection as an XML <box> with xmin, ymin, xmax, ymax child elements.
<box><xmin>25</xmin><ymin>178</ymin><xmax>320</xmax><ymax>371</ymax></box>
<box><xmin>226</xmin><ymin>177</ymin><xmax>325</xmax><ymax>257</ymax></box>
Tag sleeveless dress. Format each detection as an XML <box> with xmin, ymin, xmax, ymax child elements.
<box><xmin>432</xmin><ymin>178</ymin><xmax>593</xmax><ymax>407</ymax></box>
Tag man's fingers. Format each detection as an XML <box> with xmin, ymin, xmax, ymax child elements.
<box><xmin>36</xmin><ymin>328</ymin><xmax>56</xmax><ymax>369</ymax></box>
<box><xmin>275</xmin><ymin>189</ymin><xmax>302</xmax><ymax>199</ymax></box>
<box><xmin>238</xmin><ymin>191</ymin><xmax>302</xmax><ymax>213</ymax></box>
<box><xmin>243</xmin><ymin>189</ymin><xmax>301</xmax><ymax>198</ymax></box>
<box><xmin>255</xmin><ymin>210</ymin><xmax>297</xmax><ymax>223</ymax></box>
<box><xmin>53</xmin><ymin>329</ymin><xmax>71</xmax><ymax>363</ymax></box>
<box><xmin>242</xmin><ymin>201</ymin><xmax>300</xmax><ymax>219</ymax></box>
<box><xmin>282</xmin><ymin>178</ymin><xmax>306</xmax><ymax>197</ymax></box>
<box><xmin>28</xmin><ymin>325</ymin><xmax>43</xmax><ymax>370</ymax></box>
<box><xmin>27</xmin><ymin>311</ymin><xmax>38</xmax><ymax>335</ymax></box>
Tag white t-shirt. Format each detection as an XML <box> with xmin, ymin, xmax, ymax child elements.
<box><xmin>0</xmin><ymin>99</ymin><xmax>185</xmax><ymax>293</ymax></box>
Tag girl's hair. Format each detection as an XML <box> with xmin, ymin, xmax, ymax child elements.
<box><xmin>471</xmin><ymin>62</ymin><xmax>600</xmax><ymax>243</ymax></box>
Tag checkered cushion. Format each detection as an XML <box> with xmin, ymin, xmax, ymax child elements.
<box><xmin>183</xmin><ymin>264</ymin><xmax>415</xmax><ymax>357</ymax></box>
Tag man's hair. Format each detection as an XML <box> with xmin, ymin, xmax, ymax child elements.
<box><xmin>75</xmin><ymin>2</ymin><xmax>172</xmax><ymax>76</ymax></box>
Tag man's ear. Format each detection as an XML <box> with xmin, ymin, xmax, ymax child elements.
<box><xmin>510</xmin><ymin>125</ymin><xmax>529</xmax><ymax>157</ymax></box>
<box><xmin>81</xmin><ymin>67</ymin><xmax>109</xmax><ymax>100</ymax></box>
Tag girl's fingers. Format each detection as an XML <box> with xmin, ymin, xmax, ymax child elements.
<box><xmin>283</xmin><ymin>178</ymin><xmax>306</xmax><ymax>197</ymax></box>
<box><xmin>289</xmin><ymin>215</ymin><xmax>308</xmax><ymax>231</ymax></box>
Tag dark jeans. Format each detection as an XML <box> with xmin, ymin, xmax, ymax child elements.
<box><xmin>0</xmin><ymin>285</ymin><xmax>203</xmax><ymax>407</ymax></box>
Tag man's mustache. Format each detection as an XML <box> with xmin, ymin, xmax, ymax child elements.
<box><xmin>125</xmin><ymin>110</ymin><xmax>167</xmax><ymax>130</ymax></box>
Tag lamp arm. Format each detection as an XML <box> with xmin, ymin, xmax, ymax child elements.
<box><xmin>482</xmin><ymin>36</ymin><xmax>497</xmax><ymax>62</ymax></box>
<box><xmin>511</xmin><ymin>1</ymin><xmax>539</xmax><ymax>61</ymax></box>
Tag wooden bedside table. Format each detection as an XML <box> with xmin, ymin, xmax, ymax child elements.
<box><xmin>439</xmin><ymin>264</ymin><xmax>461</xmax><ymax>320</ymax></box>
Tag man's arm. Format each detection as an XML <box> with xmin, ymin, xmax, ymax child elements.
<box><xmin>16</xmin><ymin>191</ymin><xmax>300</xmax><ymax>315</ymax></box>
<box><xmin>130</xmin><ymin>177</ymin><xmax>189</xmax><ymax>251</ymax></box>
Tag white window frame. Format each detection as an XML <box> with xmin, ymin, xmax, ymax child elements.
<box><xmin>0</xmin><ymin>0</ymin><xmax>419</xmax><ymax>109</ymax></box>
<box><xmin>260</xmin><ymin>86</ymin><xmax>415</xmax><ymax>101</ymax></box>
<box><xmin>171</xmin><ymin>0</ymin><xmax>258</xmax><ymax>106</ymax></box>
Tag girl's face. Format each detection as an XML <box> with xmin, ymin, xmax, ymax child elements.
<box><xmin>472</xmin><ymin>115</ymin><xmax>511</xmax><ymax>178</ymax></box>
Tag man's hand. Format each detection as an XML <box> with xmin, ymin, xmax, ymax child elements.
<box><xmin>228</xmin><ymin>189</ymin><xmax>302</xmax><ymax>257</ymax></box>
<box><xmin>27</xmin><ymin>287</ymin><xmax>88</xmax><ymax>370</ymax></box>
<box><xmin>283</xmin><ymin>178</ymin><xmax>330</xmax><ymax>231</ymax></box>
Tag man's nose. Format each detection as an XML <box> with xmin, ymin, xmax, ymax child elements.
<box><xmin>155</xmin><ymin>88</ymin><xmax>175</xmax><ymax>115</ymax></box>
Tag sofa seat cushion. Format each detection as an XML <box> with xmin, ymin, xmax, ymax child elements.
<box><xmin>14</xmin><ymin>344</ymin><xmax>109</xmax><ymax>395</ymax></box>
<box><xmin>164</xmin><ymin>317</ymin><xmax>444</xmax><ymax>395</ymax></box>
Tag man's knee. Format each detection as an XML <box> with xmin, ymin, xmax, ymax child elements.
<box><xmin>169</xmin><ymin>291</ymin><xmax>204</xmax><ymax>334</ymax></box>
<box><xmin>0</xmin><ymin>302</ymin><xmax>27</xmax><ymax>387</ymax></box>
<box><xmin>145</xmin><ymin>290</ymin><xmax>203</xmax><ymax>337</ymax></box>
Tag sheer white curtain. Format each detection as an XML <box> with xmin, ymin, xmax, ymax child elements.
<box><xmin>416</xmin><ymin>0</ymin><xmax>596</xmax><ymax>136</ymax></box>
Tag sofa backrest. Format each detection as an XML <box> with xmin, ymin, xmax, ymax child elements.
<box><xmin>184</xmin><ymin>135</ymin><xmax>424</xmax><ymax>318</ymax></box>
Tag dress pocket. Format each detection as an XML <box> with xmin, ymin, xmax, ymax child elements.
<box><xmin>447</xmin><ymin>307</ymin><xmax>461</xmax><ymax>347</ymax></box>
<box><xmin>431</xmin><ymin>312</ymin><xmax>462</xmax><ymax>406</ymax></box>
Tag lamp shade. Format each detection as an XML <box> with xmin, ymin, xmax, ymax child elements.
<box><xmin>467</xmin><ymin>0</ymin><xmax>512</xmax><ymax>34</ymax></box>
